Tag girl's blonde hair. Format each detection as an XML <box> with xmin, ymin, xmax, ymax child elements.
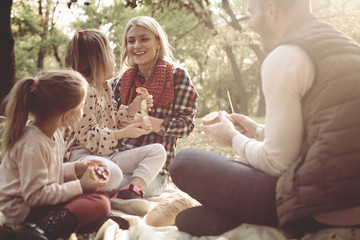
<box><xmin>3</xmin><ymin>70</ymin><xmax>88</xmax><ymax>152</ymax></box>
<box><xmin>120</xmin><ymin>16</ymin><xmax>176</xmax><ymax>74</ymax></box>
<box><xmin>65</xmin><ymin>29</ymin><xmax>113</xmax><ymax>85</ymax></box>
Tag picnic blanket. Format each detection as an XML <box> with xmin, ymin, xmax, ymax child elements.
<box><xmin>91</xmin><ymin>183</ymin><xmax>360</xmax><ymax>240</ymax></box>
<box><xmin>1</xmin><ymin>184</ymin><xmax>359</xmax><ymax>240</ymax></box>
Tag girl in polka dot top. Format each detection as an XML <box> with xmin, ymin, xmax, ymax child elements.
<box><xmin>64</xmin><ymin>29</ymin><xmax>166</xmax><ymax>216</ymax></box>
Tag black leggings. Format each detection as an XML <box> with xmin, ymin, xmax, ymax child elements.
<box><xmin>169</xmin><ymin>149</ymin><xmax>355</xmax><ymax>237</ymax></box>
<box><xmin>169</xmin><ymin>149</ymin><xmax>278</xmax><ymax>236</ymax></box>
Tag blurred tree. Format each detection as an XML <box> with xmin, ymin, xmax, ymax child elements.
<box><xmin>0</xmin><ymin>0</ymin><xmax>15</xmax><ymax>115</ymax></box>
<box><xmin>11</xmin><ymin>0</ymin><xmax>69</xmax><ymax>79</ymax></box>
<box><xmin>148</xmin><ymin>0</ymin><xmax>360</xmax><ymax>116</ymax></box>
<box><xmin>149</xmin><ymin>0</ymin><xmax>263</xmax><ymax>115</ymax></box>
<box><xmin>5</xmin><ymin>0</ymin><xmax>359</xmax><ymax>117</ymax></box>
<box><xmin>312</xmin><ymin>0</ymin><xmax>360</xmax><ymax>42</ymax></box>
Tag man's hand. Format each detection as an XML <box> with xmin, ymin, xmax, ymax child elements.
<box><xmin>199</xmin><ymin>111</ymin><xmax>239</xmax><ymax>148</ymax></box>
<box><xmin>229</xmin><ymin>114</ymin><xmax>258</xmax><ymax>138</ymax></box>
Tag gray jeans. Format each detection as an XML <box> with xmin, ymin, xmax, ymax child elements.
<box><xmin>69</xmin><ymin>147</ymin><xmax>168</xmax><ymax>197</ymax></box>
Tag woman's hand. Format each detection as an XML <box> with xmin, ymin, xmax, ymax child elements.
<box><xmin>128</xmin><ymin>95</ymin><xmax>154</xmax><ymax>117</ymax></box>
<box><xmin>148</xmin><ymin>116</ymin><xmax>164</xmax><ymax>133</ymax></box>
<box><xmin>114</xmin><ymin>122</ymin><xmax>152</xmax><ymax>139</ymax></box>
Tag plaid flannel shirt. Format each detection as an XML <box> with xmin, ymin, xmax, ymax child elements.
<box><xmin>112</xmin><ymin>67</ymin><xmax>198</xmax><ymax>170</ymax></box>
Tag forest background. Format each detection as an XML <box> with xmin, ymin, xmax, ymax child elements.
<box><xmin>0</xmin><ymin>0</ymin><xmax>359</xmax><ymax>159</ymax></box>
<box><xmin>5</xmin><ymin>0</ymin><xmax>360</xmax><ymax>117</ymax></box>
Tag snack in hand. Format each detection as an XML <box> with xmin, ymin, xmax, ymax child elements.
<box><xmin>136</xmin><ymin>87</ymin><xmax>152</xmax><ymax>131</ymax></box>
<box><xmin>136</xmin><ymin>87</ymin><xmax>149</xmax><ymax>97</ymax></box>
<box><xmin>201</xmin><ymin>111</ymin><xmax>221</xmax><ymax>125</ymax></box>
<box><xmin>88</xmin><ymin>165</ymin><xmax>110</xmax><ymax>183</ymax></box>
<box><xmin>142</xmin><ymin>115</ymin><xmax>152</xmax><ymax>131</ymax></box>
<box><xmin>201</xmin><ymin>111</ymin><xmax>233</xmax><ymax>125</ymax></box>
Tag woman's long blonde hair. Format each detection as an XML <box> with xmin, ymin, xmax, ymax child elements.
<box><xmin>119</xmin><ymin>16</ymin><xmax>176</xmax><ymax>75</ymax></box>
<box><xmin>3</xmin><ymin>70</ymin><xmax>88</xmax><ymax>152</ymax></box>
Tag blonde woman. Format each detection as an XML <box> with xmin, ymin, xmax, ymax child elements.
<box><xmin>113</xmin><ymin>16</ymin><xmax>198</xmax><ymax>197</ymax></box>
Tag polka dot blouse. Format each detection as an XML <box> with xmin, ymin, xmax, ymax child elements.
<box><xmin>63</xmin><ymin>80</ymin><xmax>133</xmax><ymax>162</ymax></box>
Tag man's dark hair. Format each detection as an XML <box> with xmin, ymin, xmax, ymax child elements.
<box><xmin>258</xmin><ymin>0</ymin><xmax>303</xmax><ymax>10</ymax></box>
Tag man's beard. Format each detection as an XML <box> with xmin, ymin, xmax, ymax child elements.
<box><xmin>258</xmin><ymin>15</ymin><xmax>277</xmax><ymax>53</ymax></box>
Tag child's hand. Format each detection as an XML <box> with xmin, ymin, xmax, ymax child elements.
<box><xmin>80</xmin><ymin>164</ymin><xmax>110</xmax><ymax>193</ymax></box>
<box><xmin>86</xmin><ymin>159</ymin><xmax>109</xmax><ymax>169</ymax></box>
<box><xmin>115</xmin><ymin>122</ymin><xmax>152</xmax><ymax>139</ymax></box>
<box><xmin>75</xmin><ymin>159</ymin><xmax>108</xmax><ymax>178</ymax></box>
<box><xmin>117</xmin><ymin>113</ymin><xmax>143</xmax><ymax>129</ymax></box>
<box><xmin>75</xmin><ymin>161</ymin><xmax>88</xmax><ymax>178</ymax></box>
<box><xmin>124</xmin><ymin>122</ymin><xmax>152</xmax><ymax>137</ymax></box>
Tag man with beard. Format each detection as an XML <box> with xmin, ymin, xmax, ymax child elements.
<box><xmin>169</xmin><ymin>0</ymin><xmax>360</xmax><ymax>238</ymax></box>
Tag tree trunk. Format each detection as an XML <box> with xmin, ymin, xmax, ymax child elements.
<box><xmin>249</xmin><ymin>43</ymin><xmax>267</xmax><ymax>117</ymax></box>
<box><xmin>224</xmin><ymin>44</ymin><xmax>248</xmax><ymax>115</ymax></box>
<box><xmin>0</xmin><ymin>0</ymin><xmax>15</xmax><ymax>115</ymax></box>
<box><xmin>53</xmin><ymin>45</ymin><xmax>63</xmax><ymax>68</ymax></box>
<box><xmin>37</xmin><ymin>0</ymin><xmax>46</xmax><ymax>70</ymax></box>
<box><xmin>37</xmin><ymin>48</ymin><xmax>45</xmax><ymax>69</ymax></box>
<box><xmin>156</xmin><ymin>0</ymin><xmax>266</xmax><ymax>116</ymax></box>
<box><xmin>222</xmin><ymin>0</ymin><xmax>266</xmax><ymax>116</ymax></box>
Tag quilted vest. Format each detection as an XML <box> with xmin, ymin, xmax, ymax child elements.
<box><xmin>275</xmin><ymin>14</ymin><xmax>360</xmax><ymax>232</ymax></box>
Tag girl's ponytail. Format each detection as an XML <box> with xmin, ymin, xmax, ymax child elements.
<box><xmin>4</xmin><ymin>78</ymin><xmax>35</xmax><ymax>152</ymax></box>
<box><xmin>3</xmin><ymin>70</ymin><xmax>87</xmax><ymax>152</ymax></box>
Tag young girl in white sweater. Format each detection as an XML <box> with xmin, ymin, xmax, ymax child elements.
<box><xmin>0</xmin><ymin>70</ymin><xmax>114</xmax><ymax>239</ymax></box>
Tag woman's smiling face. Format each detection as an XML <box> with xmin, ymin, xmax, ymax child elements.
<box><xmin>126</xmin><ymin>25</ymin><xmax>160</xmax><ymax>76</ymax></box>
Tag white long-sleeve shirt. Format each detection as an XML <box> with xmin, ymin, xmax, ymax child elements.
<box><xmin>232</xmin><ymin>44</ymin><xmax>360</xmax><ymax>226</ymax></box>
<box><xmin>232</xmin><ymin>44</ymin><xmax>314</xmax><ymax>177</ymax></box>
<box><xmin>0</xmin><ymin>123</ymin><xmax>83</xmax><ymax>224</ymax></box>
